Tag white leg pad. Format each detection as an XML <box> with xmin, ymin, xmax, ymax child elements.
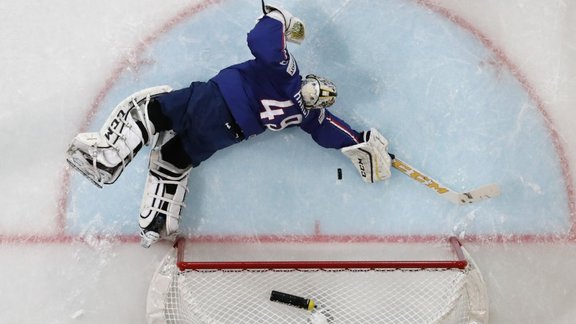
<box><xmin>66</xmin><ymin>85</ymin><xmax>172</xmax><ymax>187</ymax></box>
<box><xmin>139</xmin><ymin>132</ymin><xmax>191</xmax><ymax>247</ymax></box>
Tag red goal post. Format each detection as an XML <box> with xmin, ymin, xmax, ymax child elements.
<box><xmin>147</xmin><ymin>236</ymin><xmax>489</xmax><ymax>324</ymax></box>
<box><xmin>175</xmin><ymin>236</ymin><xmax>469</xmax><ymax>270</ymax></box>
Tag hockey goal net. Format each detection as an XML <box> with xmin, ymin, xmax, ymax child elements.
<box><xmin>146</xmin><ymin>237</ymin><xmax>488</xmax><ymax>324</ymax></box>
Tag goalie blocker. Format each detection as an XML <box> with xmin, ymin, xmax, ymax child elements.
<box><xmin>262</xmin><ymin>3</ymin><xmax>305</xmax><ymax>44</ymax></box>
<box><xmin>341</xmin><ymin>128</ymin><xmax>392</xmax><ymax>183</ymax></box>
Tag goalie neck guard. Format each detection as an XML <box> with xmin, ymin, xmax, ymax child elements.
<box><xmin>301</xmin><ymin>74</ymin><xmax>337</xmax><ymax>109</ymax></box>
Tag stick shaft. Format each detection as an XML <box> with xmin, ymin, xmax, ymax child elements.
<box><xmin>390</xmin><ymin>156</ymin><xmax>499</xmax><ymax>204</ymax></box>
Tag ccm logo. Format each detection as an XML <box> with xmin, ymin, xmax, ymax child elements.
<box><xmin>357</xmin><ymin>158</ymin><xmax>367</xmax><ymax>177</ymax></box>
<box><xmin>104</xmin><ymin>110</ymin><xmax>126</xmax><ymax>143</ymax></box>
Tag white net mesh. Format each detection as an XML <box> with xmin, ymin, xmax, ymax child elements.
<box><xmin>169</xmin><ymin>268</ymin><xmax>470</xmax><ymax>323</ymax></box>
<box><xmin>147</xmin><ymin>239</ymin><xmax>488</xmax><ymax>324</ymax></box>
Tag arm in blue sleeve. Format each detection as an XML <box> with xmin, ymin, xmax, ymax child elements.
<box><xmin>300</xmin><ymin>109</ymin><xmax>363</xmax><ymax>149</ymax></box>
<box><xmin>247</xmin><ymin>16</ymin><xmax>288</xmax><ymax>65</ymax></box>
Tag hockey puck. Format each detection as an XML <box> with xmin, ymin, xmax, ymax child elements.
<box><xmin>337</xmin><ymin>168</ymin><xmax>342</xmax><ymax>180</ymax></box>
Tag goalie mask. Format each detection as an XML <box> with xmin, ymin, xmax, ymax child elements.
<box><xmin>301</xmin><ymin>74</ymin><xmax>337</xmax><ymax>109</ymax></box>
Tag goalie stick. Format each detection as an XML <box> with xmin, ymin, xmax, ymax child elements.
<box><xmin>389</xmin><ymin>154</ymin><xmax>501</xmax><ymax>204</ymax></box>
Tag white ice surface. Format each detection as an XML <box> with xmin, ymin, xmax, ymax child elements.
<box><xmin>1</xmin><ymin>0</ymin><xmax>576</xmax><ymax>323</ymax></box>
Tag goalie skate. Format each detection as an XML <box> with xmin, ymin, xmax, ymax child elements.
<box><xmin>66</xmin><ymin>133</ymin><xmax>120</xmax><ymax>188</ymax></box>
<box><xmin>66</xmin><ymin>85</ymin><xmax>172</xmax><ymax>187</ymax></box>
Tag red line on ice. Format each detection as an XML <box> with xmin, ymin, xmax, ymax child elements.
<box><xmin>3</xmin><ymin>0</ymin><xmax>572</xmax><ymax>245</ymax></box>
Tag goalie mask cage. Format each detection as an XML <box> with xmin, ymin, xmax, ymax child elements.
<box><xmin>146</xmin><ymin>237</ymin><xmax>489</xmax><ymax>324</ymax></box>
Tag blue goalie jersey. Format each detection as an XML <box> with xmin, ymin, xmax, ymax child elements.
<box><xmin>211</xmin><ymin>15</ymin><xmax>362</xmax><ymax>149</ymax></box>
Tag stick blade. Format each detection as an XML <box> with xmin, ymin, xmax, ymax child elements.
<box><xmin>446</xmin><ymin>183</ymin><xmax>501</xmax><ymax>205</ymax></box>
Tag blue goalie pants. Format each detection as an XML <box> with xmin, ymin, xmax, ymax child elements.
<box><xmin>151</xmin><ymin>81</ymin><xmax>245</xmax><ymax>168</ymax></box>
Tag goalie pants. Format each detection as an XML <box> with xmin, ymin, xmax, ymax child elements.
<box><xmin>150</xmin><ymin>81</ymin><xmax>245</xmax><ymax>168</ymax></box>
